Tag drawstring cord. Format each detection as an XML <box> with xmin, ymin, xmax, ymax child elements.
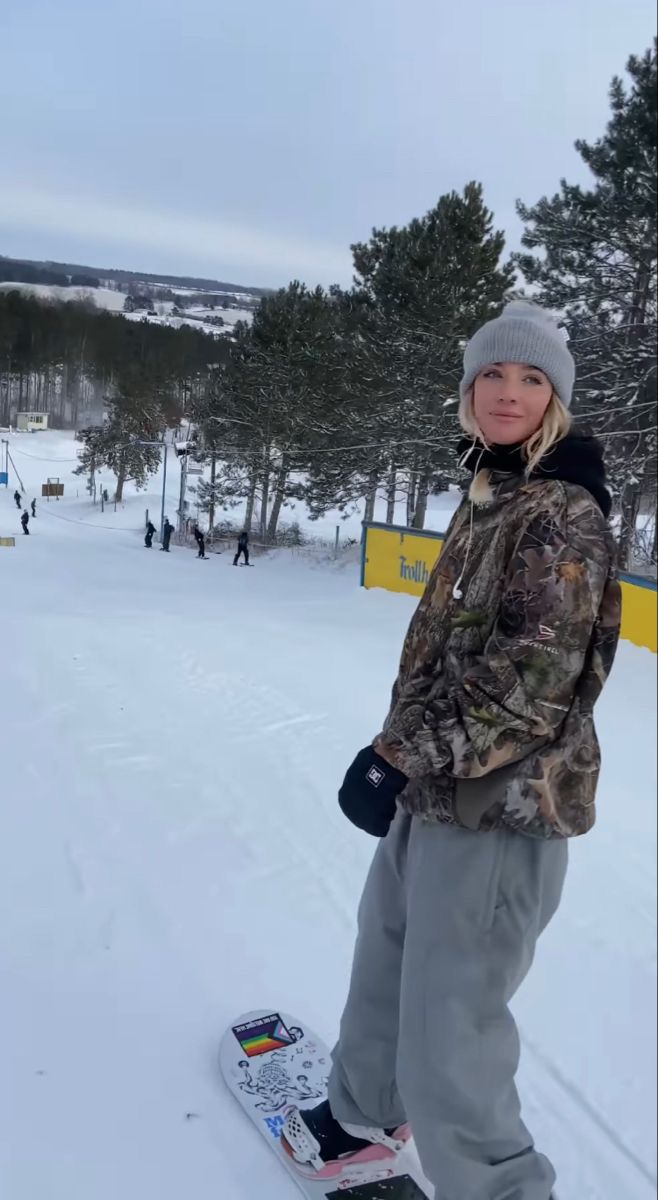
<box><xmin>452</xmin><ymin>441</ymin><xmax>487</xmax><ymax>601</ymax></box>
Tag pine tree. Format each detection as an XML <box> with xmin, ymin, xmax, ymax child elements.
<box><xmin>515</xmin><ymin>41</ymin><xmax>657</xmax><ymax>567</ymax></box>
<box><xmin>304</xmin><ymin>184</ymin><xmax>513</xmax><ymax>528</ymax></box>
<box><xmin>74</xmin><ymin>383</ymin><xmax>166</xmax><ymax>501</ymax></box>
<box><xmin>196</xmin><ymin>284</ymin><xmax>342</xmax><ymax>540</ymax></box>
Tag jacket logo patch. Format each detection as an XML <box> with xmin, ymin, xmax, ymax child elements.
<box><xmin>537</xmin><ymin>625</ymin><xmax>556</xmax><ymax>641</ymax></box>
<box><xmin>366</xmin><ymin>765</ymin><xmax>385</xmax><ymax>788</ymax></box>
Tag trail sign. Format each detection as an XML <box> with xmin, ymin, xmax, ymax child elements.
<box><xmin>42</xmin><ymin>480</ymin><xmax>64</xmax><ymax>498</ymax></box>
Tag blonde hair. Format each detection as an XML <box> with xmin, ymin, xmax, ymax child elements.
<box><xmin>458</xmin><ymin>389</ymin><xmax>572</xmax><ymax>476</ymax></box>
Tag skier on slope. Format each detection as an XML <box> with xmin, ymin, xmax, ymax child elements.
<box><xmin>14</xmin><ymin>490</ymin><xmax>22</xmax><ymax>509</ymax></box>
<box><xmin>20</xmin><ymin>510</ymin><xmax>30</xmax><ymax>535</ymax></box>
<box><xmin>31</xmin><ymin>499</ymin><xmax>36</xmax><ymax>518</ymax></box>
<box><xmin>281</xmin><ymin>303</ymin><xmax>621</xmax><ymax>1200</ymax></box>
<box><xmin>193</xmin><ymin>524</ymin><xmax>207</xmax><ymax>559</ymax></box>
<box><xmin>160</xmin><ymin>518</ymin><xmax>173</xmax><ymax>552</ymax></box>
<box><xmin>144</xmin><ymin>520</ymin><xmax>156</xmax><ymax>549</ymax></box>
<box><xmin>233</xmin><ymin>529</ymin><xmax>250</xmax><ymax>566</ymax></box>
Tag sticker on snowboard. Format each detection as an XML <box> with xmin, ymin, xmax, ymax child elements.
<box><xmin>220</xmin><ymin>1009</ymin><xmax>430</xmax><ymax>1198</ymax></box>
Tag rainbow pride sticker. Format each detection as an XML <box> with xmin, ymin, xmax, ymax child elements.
<box><xmin>232</xmin><ymin>1014</ymin><xmax>298</xmax><ymax>1058</ymax></box>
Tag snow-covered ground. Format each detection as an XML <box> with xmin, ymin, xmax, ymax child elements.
<box><xmin>0</xmin><ymin>280</ymin><xmax>127</xmax><ymax>311</ymax></box>
<box><xmin>0</xmin><ymin>280</ymin><xmax>255</xmax><ymax>339</ymax></box>
<box><xmin>0</xmin><ymin>434</ymin><xmax>655</xmax><ymax>1200</ymax></box>
<box><xmin>182</xmin><ymin>304</ymin><xmax>254</xmax><ymax>326</ymax></box>
<box><xmin>123</xmin><ymin>304</ymin><xmax>253</xmax><ymax>339</ymax></box>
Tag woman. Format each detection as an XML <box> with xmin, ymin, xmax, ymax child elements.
<box><xmin>282</xmin><ymin>302</ymin><xmax>621</xmax><ymax>1199</ymax></box>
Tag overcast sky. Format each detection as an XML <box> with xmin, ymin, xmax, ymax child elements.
<box><xmin>1</xmin><ymin>0</ymin><xmax>655</xmax><ymax>289</ymax></box>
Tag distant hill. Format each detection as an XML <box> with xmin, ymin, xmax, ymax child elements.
<box><xmin>0</xmin><ymin>254</ymin><xmax>270</xmax><ymax>298</ymax></box>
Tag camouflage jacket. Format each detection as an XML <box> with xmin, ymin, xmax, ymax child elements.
<box><xmin>381</xmin><ymin>474</ymin><xmax>621</xmax><ymax>838</ymax></box>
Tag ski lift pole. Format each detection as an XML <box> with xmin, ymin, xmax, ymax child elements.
<box><xmin>3</xmin><ymin>443</ymin><xmax>25</xmax><ymax>491</ymax></box>
<box><xmin>160</xmin><ymin>442</ymin><xmax>168</xmax><ymax>544</ymax></box>
<box><xmin>177</xmin><ymin>450</ymin><xmax>188</xmax><ymax>542</ymax></box>
<box><xmin>134</xmin><ymin>438</ymin><xmax>169</xmax><ymax>544</ymax></box>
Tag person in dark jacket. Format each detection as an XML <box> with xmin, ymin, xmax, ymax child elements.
<box><xmin>21</xmin><ymin>510</ymin><xmax>30</xmax><ymax>535</ymax></box>
<box><xmin>233</xmin><ymin>530</ymin><xmax>250</xmax><ymax>566</ymax></box>
<box><xmin>193</xmin><ymin>524</ymin><xmax>207</xmax><ymax>559</ymax></box>
<box><xmin>144</xmin><ymin>520</ymin><xmax>156</xmax><ymax>549</ymax></box>
<box><xmin>282</xmin><ymin>302</ymin><xmax>620</xmax><ymax>1200</ymax></box>
<box><xmin>160</xmin><ymin>518</ymin><xmax>173</xmax><ymax>552</ymax></box>
<box><xmin>30</xmin><ymin>499</ymin><xmax>36</xmax><ymax>518</ymax></box>
<box><xmin>14</xmin><ymin>490</ymin><xmax>22</xmax><ymax>509</ymax></box>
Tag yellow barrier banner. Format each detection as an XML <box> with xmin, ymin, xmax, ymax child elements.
<box><xmin>362</xmin><ymin>523</ymin><xmax>657</xmax><ymax>653</ymax></box>
<box><xmin>619</xmin><ymin>575</ymin><xmax>657</xmax><ymax>654</ymax></box>
<box><xmin>362</xmin><ymin>525</ymin><xmax>444</xmax><ymax>597</ymax></box>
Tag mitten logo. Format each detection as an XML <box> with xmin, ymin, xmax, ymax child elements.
<box><xmin>366</xmin><ymin>765</ymin><xmax>384</xmax><ymax>788</ymax></box>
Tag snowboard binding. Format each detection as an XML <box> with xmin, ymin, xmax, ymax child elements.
<box><xmin>281</xmin><ymin>1099</ymin><xmax>410</xmax><ymax>1180</ymax></box>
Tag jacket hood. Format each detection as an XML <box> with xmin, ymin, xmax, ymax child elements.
<box><xmin>457</xmin><ymin>431</ymin><xmax>612</xmax><ymax>519</ymax></box>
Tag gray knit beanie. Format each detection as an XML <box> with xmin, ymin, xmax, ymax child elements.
<box><xmin>460</xmin><ymin>301</ymin><xmax>575</xmax><ymax>408</ymax></box>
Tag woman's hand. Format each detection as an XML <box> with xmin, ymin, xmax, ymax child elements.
<box><xmin>339</xmin><ymin>745</ymin><xmax>408</xmax><ymax>838</ymax></box>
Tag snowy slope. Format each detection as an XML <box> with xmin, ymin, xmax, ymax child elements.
<box><xmin>1</xmin><ymin>430</ymin><xmax>459</xmax><ymax>542</ymax></box>
<box><xmin>0</xmin><ymin>441</ymin><xmax>655</xmax><ymax>1200</ymax></box>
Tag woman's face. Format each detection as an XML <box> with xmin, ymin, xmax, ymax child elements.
<box><xmin>472</xmin><ymin>362</ymin><xmax>553</xmax><ymax>445</ymax></box>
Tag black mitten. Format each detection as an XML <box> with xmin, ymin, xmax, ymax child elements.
<box><xmin>338</xmin><ymin>746</ymin><xmax>408</xmax><ymax>838</ymax></box>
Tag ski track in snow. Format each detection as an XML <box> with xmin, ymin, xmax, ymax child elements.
<box><xmin>0</xmin><ymin>433</ymin><xmax>656</xmax><ymax>1200</ymax></box>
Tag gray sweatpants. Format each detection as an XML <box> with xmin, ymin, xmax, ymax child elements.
<box><xmin>328</xmin><ymin>811</ymin><xmax>568</xmax><ymax>1200</ymax></box>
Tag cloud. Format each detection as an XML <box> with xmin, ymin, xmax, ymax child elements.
<box><xmin>0</xmin><ymin>185</ymin><xmax>352</xmax><ymax>287</ymax></box>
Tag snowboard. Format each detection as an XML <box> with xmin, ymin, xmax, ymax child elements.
<box><xmin>220</xmin><ymin>1010</ymin><xmax>430</xmax><ymax>1199</ymax></box>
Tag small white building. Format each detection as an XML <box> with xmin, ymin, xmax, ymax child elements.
<box><xmin>16</xmin><ymin>412</ymin><xmax>49</xmax><ymax>432</ymax></box>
